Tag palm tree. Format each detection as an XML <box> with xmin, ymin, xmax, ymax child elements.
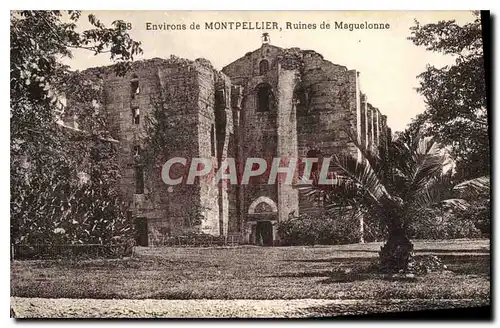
<box><xmin>300</xmin><ymin>132</ymin><xmax>489</xmax><ymax>273</ymax></box>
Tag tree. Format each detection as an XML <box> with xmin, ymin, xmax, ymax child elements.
<box><xmin>407</xmin><ymin>12</ymin><xmax>489</xmax><ymax>179</ymax></box>
<box><xmin>300</xmin><ymin>133</ymin><xmax>489</xmax><ymax>273</ymax></box>
<box><xmin>10</xmin><ymin>11</ymin><xmax>142</xmax><ymax>247</ymax></box>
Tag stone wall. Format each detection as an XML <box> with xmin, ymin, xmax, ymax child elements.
<box><xmin>276</xmin><ymin>65</ymin><xmax>300</xmax><ymax>222</ymax></box>
<box><xmin>294</xmin><ymin>51</ymin><xmax>362</xmax><ymax>182</ymax></box>
<box><xmin>78</xmin><ymin>57</ymin><xmax>234</xmax><ymax>240</ymax></box>
<box><xmin>73</xmin><ymin>43</ymin><xmax>391</xmax><ymax>244</ymax></box>
<box><xmin>223</xmin><ymin>44</ymin><xmax>282</xmax><ymax>223</ymax></box>
<box><xmin>223</xmin><ymin>43</ymin><xmax>391</xmax><ymax>227</ymax></box>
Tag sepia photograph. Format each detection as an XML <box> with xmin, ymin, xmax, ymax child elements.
<box><xmin>10</xmin><ymin>9</ymin><xmax>491</xmax><ymax>319</ymax></box>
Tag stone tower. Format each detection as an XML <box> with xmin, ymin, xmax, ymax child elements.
<box><xmin>78</xmin><ymin>57</ymin><xmax>236</xmax><ymax>245</ymax></box>
<box><xmin>72</xmin><ymin>36</ymin><xmax>390</xmax><ymax>246</ymax></box>
<box><xmin>222</xmin><ymin>36</ymin><xmax>301</xmax><ymax>245</ymax></box>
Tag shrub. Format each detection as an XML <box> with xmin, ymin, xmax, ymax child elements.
<box><xmin>406</xmin><ymin>255</ymin><xmax>447</xmax><ymax>274</ymax></box>
<box><xmin>277</xmin><ymin>206</ymin><xmax>483</xmax><ymax>246</ymax></box>
<box><xmin>408</xmin><ymin>208</ymin><xmax>482</xmax><ymax>240</ymax></box>
<box><xmin>277</xmin><ymin>212</ymin><xmax>363</xmax><ymax>246</ymax></box>
<box><xmin>459</xmin><ymin>199</ymin><xmax>490</xmax><ymax>237</ymax></box>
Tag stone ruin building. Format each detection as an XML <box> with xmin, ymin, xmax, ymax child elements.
<box><xmin>74</xmin><ymin>35</ymin><xmax>391</xmax><ymax>246</ymax></box>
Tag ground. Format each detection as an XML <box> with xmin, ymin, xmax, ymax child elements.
<box><xmin>11</xmin><ymin>239</ymin><xmax>490</xmax><ymax>318</ymax></box>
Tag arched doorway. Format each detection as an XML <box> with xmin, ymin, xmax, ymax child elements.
<box><xmin>134</xmin><ymin>217</ymin><xmax>148</xmax><ymax>247</ymax></box>
<box><xmin>247</xmin><ymin>196</ymin><xmax>278</xmax><ymax>246</ymax></box>
<box><xmin>255</xmin><ymin>221</ymin><xmax>273</xmax><ymax>246</ymax></box>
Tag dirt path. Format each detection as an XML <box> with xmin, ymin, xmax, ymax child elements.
<box><xmin>11</xmin><ymin>297</ymin><xmax>489</xmax><ymax>318</ymax></box>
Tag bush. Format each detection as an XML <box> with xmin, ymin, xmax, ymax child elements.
<box><xmin>277</xmin><ymin>212</ymin><xmax>363</xmax><ymax>246</ymax></box>
<box><xmin>459</xmin><ymin>199</ymin><xmax>490</xmax><ymax>237</ymax></box>
<box><xmin>408</xmin><ymin>208</ymin><xmax>482</xmax><ymax>240</ymax></box>
<box><xmin>11</xmin><ymin>138</ymin><xmax>134</xmax><ymax>248</ymax></box>
<box><xmin>406</xmin><ymin>255</ymin><xmax>447</xmax><ymax>274</ymax></box>
<box><xmin>277</xmin><ymin>206</ymin><xmax>484</xmax><ymax>246</ymax></box>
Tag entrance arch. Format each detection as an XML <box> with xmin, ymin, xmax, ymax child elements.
<box><xmin>247</xmin><ymin>196</ymin><xmax>277</xmax><ymax>246</ymax></box>
<box><xmin>248</xmin><ymin>196</ymin><xmax>278</xmax><ymax>214</ymax></box>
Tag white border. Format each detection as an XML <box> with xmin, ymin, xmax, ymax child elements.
<box><xmin>3</xmin><ymin>1</ymin><xmax>498</xmax><ymax>326</ymax></box>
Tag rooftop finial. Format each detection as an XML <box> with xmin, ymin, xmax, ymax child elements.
<box><xmin>262</xmin><ymin>32</ymin><xmax>270</xmax><ymax>45</ymax></box>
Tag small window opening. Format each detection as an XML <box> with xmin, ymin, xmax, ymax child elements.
<box><xmin>294</xmin><ymin>87</ymin><xmax>308</xmax><ymax>115</ymax></box>
<box><xmin>256</xmin><ymin>84</ymin><xmax>273</xmax><ymax>112</ymax></box>
<box><xmin>210</xmin><ymin>124</ymin><xmax>216</xmax><ymax>157</ymax></box>
<box><xmin>215</xmin><ymin>89</ymin><xmax>225</xmax><ymax>108</ymax></box>
<box><xmin>135</xmin><ymin>165</ymin><xmax>144</xmax><ymax>194</ymax></box>
<box><xmin>133</xmin><ymin>145</ymin><xmax>141</xmax><ymax>157</ymax></box>
<box><xmin>132</xmin><ymin>107</ymin><xmax>140</xmax><ymax>125</ymax></box>
<box><xmin>259</xmin><ymin>60</ymin><xmax>269</xmax><ymax>75</ymax></box>
<box><xmin>130</xmin><ymin>74</ymin><xmax>140</xmax><ymax>100</ymax></box>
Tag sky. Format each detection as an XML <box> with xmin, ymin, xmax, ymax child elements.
<box><xmin>63</xmin><ymin>10</ymin><xmax>478</xmax><ymax>132</ymax></box>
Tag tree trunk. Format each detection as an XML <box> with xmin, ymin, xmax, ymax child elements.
<box><xmin>379</xmin><ymin>226</ymin><xmax>414</xmax><ymax>273</ymax></box>
<box><xmin>359</xmin><ymin>214</ymin><xmax>364</xmax><ymax>243</ymax></box>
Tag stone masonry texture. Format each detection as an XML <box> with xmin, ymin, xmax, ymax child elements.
<box><xmin>74</xmin><ymin>41</ymin><xmax>390</xmax><ymax>245</ymax></box>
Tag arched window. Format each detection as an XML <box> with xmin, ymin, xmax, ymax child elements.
<box><xmin>130</xmin><ymin>74</ymin><xmax>140</xmax><ymax>100</ymax></box>
<box><xmin>259</xmin><ymin>60</ymin><xmax>269</xmax><ymax>75</ymax></box>
<box><xmin>256</xmin><ymin>83</ymin><xmax>273</xmax><ymax>112</ymax></box>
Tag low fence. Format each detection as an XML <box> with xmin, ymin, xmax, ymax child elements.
<box><xmin>148</xmin><ymin>234</ymin><xmax>244</xmax><ymax>247</ymax></box>
<box><xmin>11</xmin><ymin>234</ymin><xmax>245</xmax><ymax>259</ymax></box>
<box><xmin>11</xmin><ymin>243</ymin><xmax>134</xmax><ymax>260</ymax></box>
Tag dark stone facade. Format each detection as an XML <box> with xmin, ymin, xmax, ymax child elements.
<box><xmin>76</xmin><ymin>42</ymin><xmax>390</xmax><ymax>245</ymax></box>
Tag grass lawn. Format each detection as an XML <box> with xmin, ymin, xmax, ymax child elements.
<box><xmin>11</xmin><ymin>239</ymin><xmax>490</xmax><ymax>301</ymax></box>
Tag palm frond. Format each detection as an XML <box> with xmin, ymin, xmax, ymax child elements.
<box><xmin>395</xmin><ymin>137</ymin><xmax>448</xmax><ymax>201</ymax></box>
<box><xmin>440</xmin><ymin>199</ymin><xmax>471</xmax><ymax>211</ymax></box>
<box><xmin>297</xmin><ymin>174</ymin><xmax>357</xmax><ymax>207</ymax></box>
<box><xmin>333</xmin><ymin>154</ymin><xmax>389</xmax><ymax>204</ymax></box>
<box><xmin>453</xmin><ymin>176</ymin><xmax>490</xmax><ymax>196</ymax></box>
<box><xmin>410</xmin><ymin>174</ymin><xmax>453</xmax><ymax>210</ymax></box>
<box><xmin>297</xmin><ymin>153</ymin><xmax>396</xmax><ymax>222</ymax></box>
<box><xmin>344</xmin><ymin>128</ymin><xmax>381</xmax><ymax>171</ymax></box>
<box><xmin>324</xmin><ymin>202</ymin><xmax>364</xmax><ymax>223</ymax></box>
<box><xmin>410</xmin><ymin>174</ymin><xmax>489</xmax><ymax>213</ymax></box>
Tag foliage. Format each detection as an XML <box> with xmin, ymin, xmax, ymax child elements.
<box><xmin>10</xmin><ymin>11</ymin><xmax>142</xmax><ymax>247</ymax></box>
<box><xmin>184</xmin><ymin>205</ymin><xmax>208</xmax><ymax>230</ymax></box>
<box><xmin>461</xmin><ymin>199</ymin><xmax>490</xmax><ymax>236</ymax></box>
<box><xmin>11</xmin><ymin>138</ymin><xmax>134</xmax><ymax>245</ymax></box>
<box><xmin>299</xmin><ymin>131</ymin><xmax>490</xmax><ymax>272</ymax></box>
<box><xmin>405</xmin><ymin>255</ymin><xmax>447</xmax><ymax>275</ymax></box>
<box><xmin>277</xmin><ymin>212</ymin><xmax>362</xmax><ymax>246</ymax></box>
<box><xmin>407</xmin><ymin>12</ymin><xmax>489</xmax><ymax>179</ymax></box>
<box><xmin>12</xmin><ymin>242</ymin><xmax>134</xmax><ymax>260</ymax></box>
<box><xmin>407</xmin><ymin>207</ymin><xmax>481</xmax><ymax>240</ymax></box>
